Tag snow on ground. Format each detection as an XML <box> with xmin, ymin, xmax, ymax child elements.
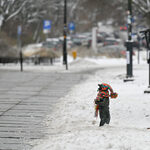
<box><xmin>28</xmin><ymin>51</ymin><xmax>150</xmax><ymax>150</ymax></box>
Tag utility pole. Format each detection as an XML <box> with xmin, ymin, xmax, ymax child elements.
<box><xmin>140</xmin><ymin>29</ymin><xmax>150</xmax><ymax>93</ymax></box>
<box><xmin>137</xmin><ymin>33</ymin><xmax>141</xmax><ymax>64</ymax></box>
<box><xmin>124</xmin><ymin>0</ymin><xmax>133</xmax><ymax>82</ymax></box>
<box><xmin>92</xmin><ymin>27</ymin><xmax>98</xmax><ymax>53</ymax></box>
<box><xmin>17</xmin><ymin>25</ymin><xmax>23</xmax><ymax>72</ymax></box>
<box><xmin>63</xmin><ymin>0</ymin><xmax>68</xmax><ymax>70</ymax></box>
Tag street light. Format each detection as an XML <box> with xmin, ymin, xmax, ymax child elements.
<box><xmin>63</xmin><ymin>0</ymin><xmax>68</xmax><ymax>70</ymax></box>
<box><xmin>17</xmin><ymin>25</ymin><xmax>23</xmax><ymax>72</ymax></box>
<box><xmin>124</xmin><ymin>0</ymin><xmax>134</xmax><ymax>82</ymax></box>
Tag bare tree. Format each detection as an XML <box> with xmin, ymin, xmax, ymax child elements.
<box><xmin>2</xmin><ymin>0</ymin><xmax>149</xmax><ymax>44</ymax></box>
<box><xmin>0</xmin><ymin>0</ymin><xmax>29</xmax><ymax>28</ymax></box>
<box><xmin>132</xmin><ymin>0</ymin><xmax>150</xmax><ymax>26</ymax></box>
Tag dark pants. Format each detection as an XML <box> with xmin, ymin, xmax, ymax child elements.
<box><xmin>98</xmin><ymin>98</ymin><xmax>110</xmax><ymax>126</ymax></box>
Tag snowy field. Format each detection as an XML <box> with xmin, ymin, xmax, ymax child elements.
<box><xmin>24</xmin><ymin>50</ymin><xmax>150</xmax><ymax>150</ymax></box>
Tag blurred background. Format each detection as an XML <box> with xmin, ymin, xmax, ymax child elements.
<box><xmin>0</xmin><ymin>0</ymin><xmax>149</xmax><ymax>64</ymax></box>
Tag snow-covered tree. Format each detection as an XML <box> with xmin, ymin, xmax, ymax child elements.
<box><xmin>0</xmin><ymin>0</ymin><xmax>28</xmax><ymax>28</ymax></box>
<box><xmin>2</xmin><ymin>0</ymin><xmax>149</xmax><ymax>44</ymax></box>
<box><xmin>132</xmin><ymin>0</ymin><xmax>150</xmax><ymax>26</ymax></box>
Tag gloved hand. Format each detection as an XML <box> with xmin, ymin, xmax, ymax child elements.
<box><xmin>94</xmin><ymin>99</ymin><xmax>99</xmax><ymax>104</ymax></box>
<box><xmin>110</xmin><ymin>92</ymin><xmax>118</xmax><ymax>98</ymax></box>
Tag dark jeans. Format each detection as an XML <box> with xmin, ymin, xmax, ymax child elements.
<box><xmin>98</xmin><ymin>98</ymin><xmax>110</xmax><ymax>126</ymax></box>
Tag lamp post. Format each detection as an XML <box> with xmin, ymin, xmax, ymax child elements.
<box><xmin>140</xmin><ymin>29</ymin><xmax>150</xmax><ymax>93</ymax></box>
<box><xmin>17</xmin><ymin>25</ymin><xmax>23</xmax><ymax>72</ymax></box>
<box><xmin>124</xmin><ymin>0</ymin><xmax>134</xmax><ymax>82</ymax></box>
<box><xmin>63</xmin><ymin>0</ymin><xmax>68</xmax><ymax>70</ymax></box>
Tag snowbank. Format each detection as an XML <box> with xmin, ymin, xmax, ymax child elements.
<box><xmin>31</xmin><ymin>51</ymin><xmax>150</xmax><ymax>150</ymax></box>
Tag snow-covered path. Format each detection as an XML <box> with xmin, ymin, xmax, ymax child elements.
<box><xmin>31</xmin><ymin>55</ymin><xmax>150</xmax><ymax>150</ymax></box>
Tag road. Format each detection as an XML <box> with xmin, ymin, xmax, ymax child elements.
<box><xmin>0</xmin><ymin>66</ymin><xmax>100</xmax><ymax>150</ymax></box>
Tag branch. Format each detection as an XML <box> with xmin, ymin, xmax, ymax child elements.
<box><xmin>5</xmin><ymin>0</ymin><xmax>28</xmax><ymax>21</ymax></box>
<box><xmin>132</xmin><ymin>0</ymin><xmax>149</xmax><ymax>13</ymax></box>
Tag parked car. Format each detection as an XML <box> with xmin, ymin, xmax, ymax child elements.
<box><xmin>103</xmin><ymin>38</ymin><xmax>120</xmax><ymax>47</ymax></box>
<box><xmin>72</xmin><ymin>38</ymin><xmax>82</xmax><ymax>46</ymax></box>
<box><xmin>120</xmin><ymin>26</ymin><xmax>127</xmax><ymax>31</ymax></box>
<box><xmin>42</xmin><ymin>38</ymin><xmax>62</xmax><ymax>50</ymax></box>
<box><xmin>98</xmin><ymin>45</ymin><xmax>133</xmax><ymax>58</ymax></box>
<box><xmin>124</xmin><ymin>41</ymin><xmax>139</xmax><ymax>49</ymax></box>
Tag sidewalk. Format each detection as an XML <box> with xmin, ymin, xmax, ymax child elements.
<box><xmin>31</xmin><ymin>53</ymin><xmax>150</xmax><ymax>150</ymax></box>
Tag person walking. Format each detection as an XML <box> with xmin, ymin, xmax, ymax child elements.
<box><xmin>94</xmin><ymin>83</ymin><xmax>118</xmax><ymax>127</ymax></box>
